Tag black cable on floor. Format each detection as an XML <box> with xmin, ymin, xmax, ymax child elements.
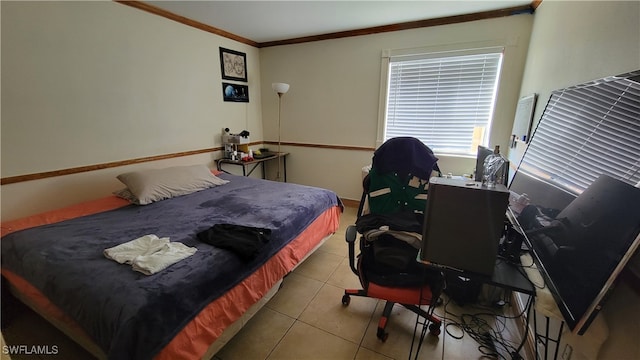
<box><xmin>440</xmin><ymin>294</ymin><xmax>533</xmax><ymax>360</ymax></box>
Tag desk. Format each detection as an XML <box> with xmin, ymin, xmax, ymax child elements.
<box><xmin>485</xmin><ymin>259</ymin><xmax>535</xmax><ymax>296</ymax></box>
<box><xmin>216</xmin><ymin>153</ymin><xmax>288</xmax><ymax>181</ymax></box>
<box><xmin>418</xmin><ymin>256</ymin><xmax>535</xmax><ymax>296</ymax></box>
<box><xmin>413</xmin><ymin>256</ymin><xmax>535</xmax><ymax>359</ymax></box>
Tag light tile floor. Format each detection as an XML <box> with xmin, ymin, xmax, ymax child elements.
<box><xmin>2</xmin><ymin>206</ymin><xmax>529</xmax><ymax>360</ymax></box>
<box><xmin>216</xmin><ymin>206</ymin><xmax>529</xmax><ymax>360</ymax></box>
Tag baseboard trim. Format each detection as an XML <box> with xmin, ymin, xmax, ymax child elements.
<box><xmin>340</xmin><ymin>198</ymin><xmax>360</xmax><ymax>209</ymax></box>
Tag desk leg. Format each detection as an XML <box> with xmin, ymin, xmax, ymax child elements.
<box><xmin>246</xmin><ymin>163</ymin><xmax>261</xmax><ymax>177</ymax></box>
<box><xmin>283</xmin><ymin>156</ymin><xmax>287</xmax><ymax>182</ymax></box>
<box><xmin>217</xmin><ymin>163</ymin><xmax>231</xmax><ymax>175</ymax></box>
<box><xmin>261</xmin><ymin>162</ymin><xmax>266</xmax><ymax>179</ymax></box>
<box><xmin>534</xmin><ymin>309</ymin><xmax>564</xmax><ymax>360</ymax></box>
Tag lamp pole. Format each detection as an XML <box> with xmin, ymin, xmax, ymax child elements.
<box><xmin>277</xmin><ymin>92</ymin><xmax>283</xmax><ymax>181</ymax></box>
<box><xmin>272</xmin><ymin>83</ymin><xmax>290</xmax><ymax>182</ymax></box>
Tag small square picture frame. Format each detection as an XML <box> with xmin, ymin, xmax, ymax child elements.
<box><xmin>219</xmin><ymin>47</ymin><xmax>247</xmax><ymax>82</ymax></box>
<box><xmin>222</xmin><ymin>82</ymin><xmax>249</xmax><ymax>102</ymax></box>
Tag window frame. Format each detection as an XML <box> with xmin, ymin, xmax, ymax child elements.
<box><xmin>376</xmin><ymin>45</ymin><xmax>505</xmax><ymax>157</ymax></box>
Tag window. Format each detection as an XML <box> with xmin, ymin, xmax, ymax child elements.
<box><xmin>517</xmin><ymin>72</ymin><xmax>640</xmax><ymax>195</ymax></box>
<box><xmin>383</xmin><ymin>49</ymin><xmax>503</xmax><ymax>156</ymax></box>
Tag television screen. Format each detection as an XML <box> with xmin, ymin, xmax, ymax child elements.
<box><xmin>508</xmin><ymin>70</ymin><xmax>640</xmax><ymax>334</ymax></box>
<box><xmin>509</xmin><ymin>175</ymin><xmax>640</xmax><ymax>333</ymax></box>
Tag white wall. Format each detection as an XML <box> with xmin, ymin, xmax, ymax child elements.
<box><xmin>260</xmin><ymin>14</ymin><xmax>533</xmax><ymax>200</ymax></box>
<box><xmin>1</xmin><ymin>3</ymin><xmax>533</xmax><ymax>219</ymax></box>
<box><xmin>516</xmin><ymin>1</ymin><xmax>640</xmax><ymax>359</ymax></box>
<box><xmin>520</xmin><ymin>0</ymin><xmax>640</xmax><ymax>130</ymax></box>
<box><xmin>1</xmin><ymin>2</ymin><xmax>262</xmax><ymax>220</ymax></box>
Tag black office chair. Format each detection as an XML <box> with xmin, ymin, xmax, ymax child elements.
<box><xmin>342</xmin><ymin>137</ymin><xmax>444</xmax><ymax>341</ymax></box>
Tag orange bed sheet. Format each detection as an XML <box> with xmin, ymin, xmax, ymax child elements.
<box><xmin>1</xmin><ymin>195</ymin><xmax>341</xmax><ymax>359</ymax></box>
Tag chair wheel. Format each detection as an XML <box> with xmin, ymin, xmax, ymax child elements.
<box><xmin>429</xmin><ymin>323</ymin><xmax>441</xmax><ymax>336</ymax></box>
<box><xmin>376</xmin><ymin>329</ymin><xmax>389</xmax><ymax>342</ymax></box>
<box><xmin>342</xmin><ymin>294</ymin><xmax>351</xmax><ymax>306</ymax></box>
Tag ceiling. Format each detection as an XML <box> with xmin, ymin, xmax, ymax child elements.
<box><xmin>145</xmin><ymin>1</ymin><xmax>534</xmax><ymax>44</ymax></box>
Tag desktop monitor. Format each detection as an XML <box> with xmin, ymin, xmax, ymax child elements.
<box><xmin>420</xmin><ymin>177</ymin><xmax>510</xmax><ymax>277</ymax></box>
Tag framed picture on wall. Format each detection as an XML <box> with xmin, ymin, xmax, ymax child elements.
<box><xmin>219</xmin><ymin>47</ymin><xmax>247</xmax><ymax>82</ymax></box>
<box><xmin>222</xmin><ymin>82</ymin><xmax>249</xmax><ymax>102</ymax></box>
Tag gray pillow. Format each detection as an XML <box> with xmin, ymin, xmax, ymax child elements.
<box><xmin>115</xmin><ymin>165</ymin><xmax>229</xmax><ymax>205</ymax></box>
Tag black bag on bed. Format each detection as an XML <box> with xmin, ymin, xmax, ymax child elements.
<box><xmin>196</xmin><ymin>224</ymin><xmax>271</xmax><ymax>261</ymax></box>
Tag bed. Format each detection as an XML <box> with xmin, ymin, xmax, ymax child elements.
<box><xmin>1</xmin><ymin>168</ymin><xmax>342</xmax><ymax>359</ymax></box>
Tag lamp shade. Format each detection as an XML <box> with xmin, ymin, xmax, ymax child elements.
<box><xmin>272</xmin><ymin>83</ymin><xmax>290</xmax><ymax>94</ymax></box>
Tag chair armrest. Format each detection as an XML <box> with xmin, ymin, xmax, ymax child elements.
<box><xmin>345</xmin><ymin>225</ymin><xmax>359</xmax><ymax>275</ymax></box>
<box><xmin>345</xmin><ymin>225</ymin><xmax>358</xmax><ymax>243</ymax></box>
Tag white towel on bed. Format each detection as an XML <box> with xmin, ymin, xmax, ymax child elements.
<box><xmin>131</xmin><ymin>242</ymin><xmax>197</xmax><ymax>275</ymax></box>
<box><xmin>104</xmin><ymin>234</ymin><xmax>170</xmax><ymax>264</ymax></box>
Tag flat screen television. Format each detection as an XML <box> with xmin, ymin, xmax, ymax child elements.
<box><xmin>507</xmin><ymin>70</ymin><xmax>640</xmax><ymax>335</ymax></box>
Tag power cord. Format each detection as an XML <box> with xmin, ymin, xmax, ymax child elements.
<box><xmin>440</xmin><ymin>295</ymin><xmax>533</xmax><ymax>360</ymax></box>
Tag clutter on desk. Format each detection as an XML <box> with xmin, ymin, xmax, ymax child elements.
<box><xmin>222</xmin><ymin>128</ymin><xmax>250</xmax><ymax>159</ymax></box>
<box><xmin>253</xmin><ymin>149</ymin><xmax>276</xmax><ymax>159</ymax></box>
<box><xmin>482</xmin><ymin>145</ymin><xmax>506</xmax><ymax>188</ymax></box>
<box><xmin>241</xmin><ymin>151</ymin><xmax>254</xmax><ymax>162</ymax></box>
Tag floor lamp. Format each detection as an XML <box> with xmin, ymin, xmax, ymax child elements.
<box><xmin>272</xmin><ymin>82</ymin><xmax>290</xmax><ymax>181</ymax></box>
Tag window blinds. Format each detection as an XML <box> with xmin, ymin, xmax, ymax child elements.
<box><xmin>517</xmin><ymin>74</ymin><xmax>640</xmax><ymax>195</ymax></box>
<box><xmin>385</xmin><ymin>51</ymin><xmax>503</xmax><ymax>155</ymax></box>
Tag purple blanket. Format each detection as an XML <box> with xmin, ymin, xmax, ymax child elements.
<box><xmin>1</xmin><ymin>174</ymin><xmax>340</xmax><ymax>359</ymax></box>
